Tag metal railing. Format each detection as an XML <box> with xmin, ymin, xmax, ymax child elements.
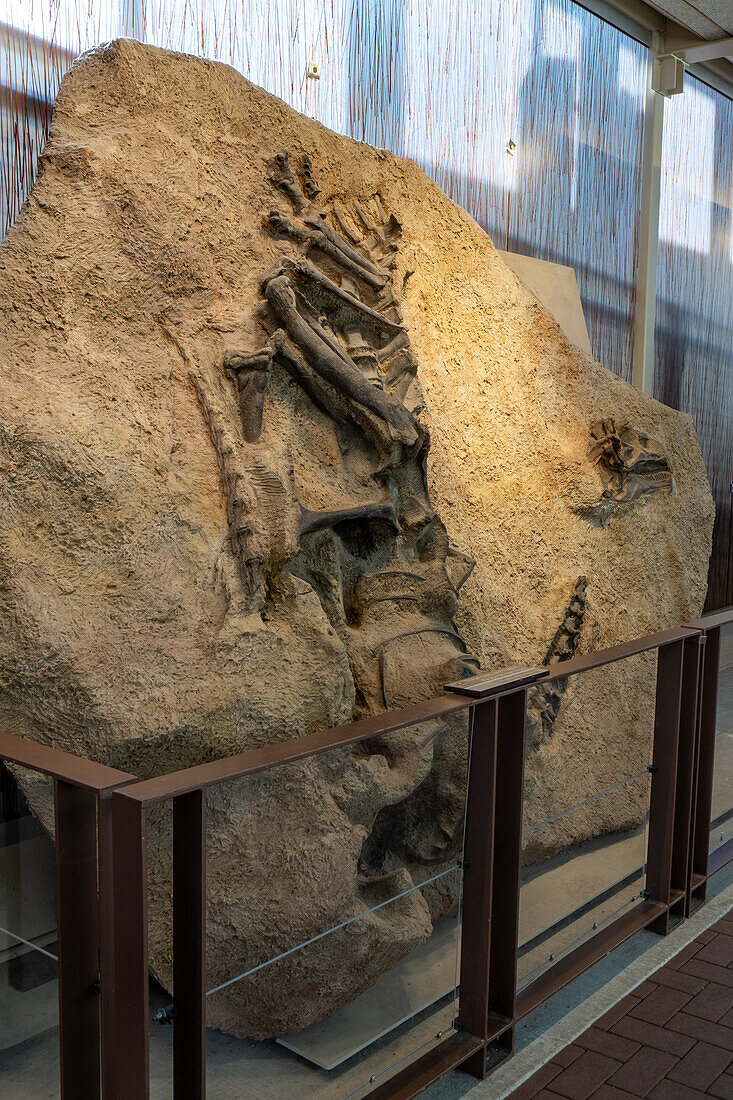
<box><xmin>0</xmin><ymin>607</ymin><xmax>731</xmax><ymax>1099</ymax></box>
<box><xmin>0</xmin><ymin>730</ymin><xmax>135</xmax><ymax>1099</ymax></box>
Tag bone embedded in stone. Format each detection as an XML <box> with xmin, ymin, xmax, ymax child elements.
<box><xmin>0</xmin><ymin>38</ymin><xmax>714</xmax><ymax>1041</ymax></box>
<box><xmin>589</xmin><ymin>418</ymin><xmax>673</xmax><ymax>504</ymax></box>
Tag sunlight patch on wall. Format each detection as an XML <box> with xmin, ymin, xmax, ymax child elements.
<box><xmin>618</xmin><ymin>43</ymin><xmax>646</xmax><ymax>98</ymax></box>
<box><xmin>660</xmin><ymin>81</ymin><xmax>714</xmax><ymax>255</ymax></box>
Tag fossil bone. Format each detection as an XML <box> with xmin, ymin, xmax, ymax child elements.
<box><xmin>278</xmin><ymin>257</ymin><xmax>405</xmax><ymax>339</ymax></box>
<box><xmin>526</xmin><ymin>576</ymin><xmax>588</xmax><ymax>751</ymax></box>
<box><xmin>263</xmin><ymin>272</ymin><xmax>420</xmax><ymax>446</ymax></box>
<box><xmin>302</xmin><ymin>154</ymin><xmax>321</xmax><ymax>203</ymax></box>
<box><xmin>270</xmin><ymin>151</ymin><xmax>309</xmax><ymax>214</ymax></box>
<box><xmin>267</xmin><ymin>212</ymin><xmax>389</xmax><ymax>289</ymax></box>
<box><xmin>589</xmin><ymin>419</ymin><xmax>673</xmax><ymax>504</ymax></box>
<box><xmin>224</xmin><ymin>348</ymin><xmax>273</xmax><ymax>442</ymax></box>
<box><xmin>188</xmin><ymin>370</ymin><xmax>261</xmax><ymax>602</ymax></box>
<box><xmin>298</xmin><ymin>501</ymin><xmax>400</xmax><ymax>537</ymax></box>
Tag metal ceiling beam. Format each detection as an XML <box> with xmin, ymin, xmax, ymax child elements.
<box><xmin>574</xmin><ymin>0</ymin><xmax>733</xmax><ymax>99</ymax></box>
<box><xmin>676</xmin><ymin>35</ymin><xmax>733</xmax><ymax>62</ymax></box>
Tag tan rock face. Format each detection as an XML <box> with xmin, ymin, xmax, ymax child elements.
<box><xmin>0</xmin><ymin>40</ymin><xmax>713</xmax><ymax>1038</ymax></box>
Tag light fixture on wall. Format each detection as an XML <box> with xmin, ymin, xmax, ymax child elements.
<box><xmin>506</xmin><ymin>138</ymin><xmax>516</xmax><ymax>155</ymax></box>
<box><xmin>653</xmin><ymin>54</ymin><xmax>686</xmax><ymax>96</ymax></box>
<box><xmin>307</xmin><ymin>60</ymin><xmax>321</xmax><ymax>80</ymax></box>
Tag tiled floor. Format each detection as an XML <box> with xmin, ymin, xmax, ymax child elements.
<box><xmin>507</xmin><ymin>910</ymin><xmax>733</xmax><ymax>1100</ymax></box>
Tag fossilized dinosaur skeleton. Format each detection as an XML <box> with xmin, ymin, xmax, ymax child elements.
<box><xmin>193</xmin><ymin>155</ymin><xmax>594</xmax><ymax>886</ymax></box>
<box><xmin>230</xmin><ymin>154</ymin><xmax>485</xmax><ymax>879</ymax></box>
<box><xmin>589</xmin><ymin>419</ymin><xmax>673</xmax><ymax>504</ymax></box>
<box><xmin>260</xmin><ymin>158</ymin><xmax>476</xmax><ymax>712</ymax></box>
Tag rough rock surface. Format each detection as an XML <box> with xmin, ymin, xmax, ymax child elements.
<box><xmin>0</xmin><ymin>40</ymin><xmax>713</xmax><ymax>1038</ymax></box>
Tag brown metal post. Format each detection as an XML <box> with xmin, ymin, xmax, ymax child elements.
<box><xmin>457</xmin><ymin>699</ymin><xmax>498</xmax><ymax>1078</ymax></box>
<box><xmin>486</xmin><ymin>688</ymin><xmax>528</xmax><ymax>1058</ymax></box>
<box><xmin>54</xmin><ymin>779</ymin><xmax>101</xmax><ymax>1100</ymax></box>
<box><xmin>173</xmin><ymin>789</ymin><xmax>207</xmax><ymax>1099</ymax></box>
<box><xmin>646</xmin><ymin>639</ymin><xmax>685</xmax><ymax>930</ymax></box>
<box><xmin>112</xmin><ymin>792</ymin><xmax>150</xmax><ymax>1099</ymax></box>
<box><xmin>98</xmin><ymin>791</ymin><xmax>117</xmax><ymax>1100</ymax></box>
<box><xmin>670</xmin><ymin>636</ymin><xmax>704</xmax><ymax>916</ymax></box>
<box><xmin>692</xmin><ymin>625</ymin><xmax>721</xmax><ymax>885</ymax></box>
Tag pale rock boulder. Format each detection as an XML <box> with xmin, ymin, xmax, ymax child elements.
<box><xmin>0</xmin><ymin>39</ymin><xmax>713</xmax><ymax>1037</ymax></box>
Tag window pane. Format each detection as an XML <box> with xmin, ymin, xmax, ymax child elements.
<box><xmin>655</xmin><ymin>76</ymin><xmax>733</xmax><ymax>609</ymax></box>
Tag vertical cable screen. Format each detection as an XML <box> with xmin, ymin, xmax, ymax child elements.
<box><xmin>0</xmin><ymin>3</ymin><xmax>119</xmax><ymax>233</ymax></box>
<box><xmin>656</xmin><ymin>75</ymin><xmax>733</xmax><ymax>609</ymax></box>
<box><xmin>3</xmin><ymin>0</ymin><xmax>646</xmax><ymax>378</ymax></box>
<box><xmin>353</xmin><ymin>0</ymin><xmax>647</xmax><ymax>380</ymax></box>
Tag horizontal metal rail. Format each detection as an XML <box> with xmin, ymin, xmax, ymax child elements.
<box><xmin>0</xmin><ymin>729</ymin><xmax>133</xmax><ymax>791</ymax></box>
<box><xmin>0</xmin><ymin>733</ymin><xmax>136</xmax><ymax>1100</ymax></box>
<box><xmin>686</xmin><ymin>605</ymin><xmax>733</xmax><ymax>631</ymax></box>
<box><xmin>540</xmin><ymin>625</ymin><xmax>701</xmax><ymax>682</ymax></box>
<box><xmin>111</xmin><ymin>692</ymin><xmax>476</xmax><ymax>805</ymax></box>
<box><xmin>113</xmin><ymin>627</ymin><xmax>702</xmax><ymax>808</ymax></box>
<box><xmin>3</xmin><ymin>607</ymin><xmax>731</xmax><ymax>1099</ymax></box>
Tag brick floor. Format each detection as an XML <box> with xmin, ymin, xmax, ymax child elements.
<box><xmin>506</xmin><ymin>910</ymin><xmax>733</xmax><ymax>1100</ymax></box>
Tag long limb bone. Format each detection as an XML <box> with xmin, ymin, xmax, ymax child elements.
<box><xmin>264</xmin><ymin>274</ymin><xmax>419</xmax><ymax>447</ymax></box>
<box><xmin>302</xmin><ymin>213</ymin><xmax>389</xmax><ymax>280</ymax></box>
<box><xmin>270</xmin><ymin>331</ymin><xmax>393</xmax><ymax>454</ymax></box>
<box><xmin>269</xmin><ymin>331</ymin><xmax>349</xmax><ymax>433</ymax></box>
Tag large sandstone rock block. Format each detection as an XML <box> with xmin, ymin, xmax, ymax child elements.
<box><xmin>0</xmin><ymin>39</ymin><xmax>713</xmax><ymax>1037</ymax></box>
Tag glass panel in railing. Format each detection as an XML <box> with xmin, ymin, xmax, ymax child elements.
<box><xmin>710</xmin><ymin>621</ymin><xmax>733</xmax><ymax>857</ymax></box>
<box><xmin>519</xmin><ymin>653</ymin><xmax>657</xmax><ymax>992</ymax></box>
<box><xmin>136</xmin><ymin>708</ymin><xmax>471</xmax><ymax>1099</ymax></box>
<box><xmin>0</xmin><ymin>763</ymin><xmax>59</xmax><ymax>1096</ymax></box>
<box><xmin>137</xmin><ymin>690</ymin><xmax>475</xmax><ymax>1093</ymax></box>
<box><xmin>198</xmin><ymin>716</ymin><xmax>470</xmax><ymax>1099</ymax></box>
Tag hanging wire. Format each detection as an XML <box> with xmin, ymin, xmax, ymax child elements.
<box><xmin>522</xmin><ymin>768</ymin><xmax>650</xmax><ymax>837</ymax></box>
<box><xmin>205</xmin><ymin>863</ymin><xmax>458</xmax><ymax>997</ymax></box>
<box><xmin>0</xmin><ymin>923</ymin><xmax>58</xmax><ymax>961</ymax></box>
